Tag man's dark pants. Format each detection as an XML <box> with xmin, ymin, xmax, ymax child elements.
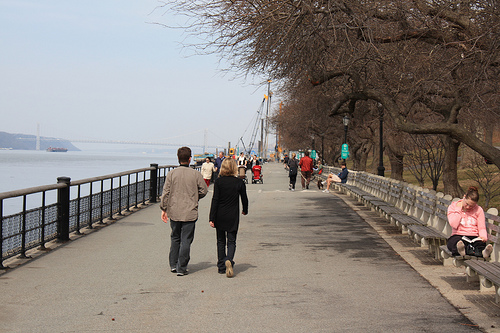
<box><xmin>169</xmin><ymin>220</ymin><xmax>196</xmax><ymax>274</ymax></box>
<box><xmin>301</xmin><ymin>170</ymin><xmax>312</xmax><ymax>189</ymax></box>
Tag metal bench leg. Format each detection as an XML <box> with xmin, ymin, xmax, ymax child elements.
<box><xmin>465</xmin><ymin>266</ymin><xmax>479</xmax><ymax>282</ymax></box>
<box><xmin>479</xmin><ymin>276</ymin><xmax>495</xmax><ymax>293</ymax></box>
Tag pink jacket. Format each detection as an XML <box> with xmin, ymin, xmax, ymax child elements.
<box><xmin>447</xmin><ymin>199</ymin><xmax>487</xmax><ymax>241</ymax></box>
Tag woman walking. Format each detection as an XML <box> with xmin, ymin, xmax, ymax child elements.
<box><xmin>209</xmin><ymin>158</ymin><xmax>249</xmax><ymax>277</ymax></box>
<box><xmin>201</xmin><ymin>157</ymin><xmax>215</xmax><ymax>187</ymax></box>
<box><xmin>287</xmin><ymin>153</ymin><xmax>299</xmax><ymax>191</ymax></box>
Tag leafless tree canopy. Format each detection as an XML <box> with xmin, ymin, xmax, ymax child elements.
<box><xmin>160</xmin><ymin>0</ymin><xmax>500</xmax><ymax>174</ymax></box>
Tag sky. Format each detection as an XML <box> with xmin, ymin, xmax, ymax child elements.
<box><xmin>0</xmin><ymin>0</ymin><xmax>273</xmax><ymax>151</ymax></box>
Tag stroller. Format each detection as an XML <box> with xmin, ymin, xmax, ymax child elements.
<box><xmin>238</xmin><ymin>165</ymin><xmax>248</xmax><ymax>184</ymax></box>
<box><xmin>251</xmin><ymin>165</ymin><xmax>263</xmax><ymax>184</ymax></box>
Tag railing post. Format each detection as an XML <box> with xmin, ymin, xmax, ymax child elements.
<box><xmin>0</xmin><ymin>199</ymin><xmax>6</xmax><ymax>269</ymax></box>
<box><xmin>57</xmin><ymin>177</ymin><xmax>71</xmax><ymax>242</ymax></box>
<box><xmin>150</xmin><ymin>164</ymin><xmax>158</xmax><ymax>203</ymax></box>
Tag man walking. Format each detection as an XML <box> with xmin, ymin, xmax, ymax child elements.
<box><xmin>213</xmin><ymin>151</ymin><xmax>225</xmax><ymax>180</ymax></box>
<box><xmin>299</xmin><ymin>151</ymin><xmax>314</xmax><ymax>190</ymax></box>
<box><xmin>160</xmin><ymin>146</ymin><xmax>208</xmax><ymax>276</ymax></box>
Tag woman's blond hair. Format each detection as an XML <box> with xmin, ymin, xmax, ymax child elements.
<box><xmin>219</xmin><ymin>158</ymin><xmax>237</xmax><ymax>177</ymax></box>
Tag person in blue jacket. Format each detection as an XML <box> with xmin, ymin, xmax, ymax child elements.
<box><xmin>323</xmin><ymin>162</ymin><xmax>348</xmax><ymax>193</ymax></box>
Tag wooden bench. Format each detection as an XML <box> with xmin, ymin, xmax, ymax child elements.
<box><xmin>412</xmin><ymin>190</ymin><xmax>436</xmax><ymax>226</ymax></box>
<box><xmin>460</xmin><ymin>209</ymin><xmax>500</xmax><ymax>300</ymax></box>
<box><xmin>397</xmin><ymin>190</ymin><xmax>447</xmax><ymax>257</ymax></box>
<box><xmin>441</xmin><ymin>208</ymin><xmax>500</xmax><ymax>266</ymax></box>
<box><xmin>463</xmin><ymin>261</ymin><xmax>500</xmax><ymax>301</ymax></box>
<box><xmin>407</xmin><ymin>224</ymin><xmax>447</xmax><ymax>258</ymax></box>
<box><xmin>396</xmin><ymin>185</ymin><xmax>417</xmax><ymax>215</ymax></box>
<box><xmin>391</xmin><ymin>213</ymin><xmax>425</xmax><ymax>232</ymax></box>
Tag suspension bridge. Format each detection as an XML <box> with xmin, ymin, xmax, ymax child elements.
<box><xmin>30</xmin><ymin>128</ymin><xmax>256</xmax><ymax>153</ymax></box>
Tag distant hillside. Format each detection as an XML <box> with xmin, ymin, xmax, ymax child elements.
<box><xmin>0</xmin><ymin>131</ymin><xmax>80</xmax><ymax>151</ymax></box>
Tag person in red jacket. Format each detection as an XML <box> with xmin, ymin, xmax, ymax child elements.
<box><xmin>299</xmin><ymin>151</ymin><xmax>314</xmax><ymax>190</ymax></box>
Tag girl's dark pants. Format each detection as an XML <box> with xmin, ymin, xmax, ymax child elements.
<box><xmin>447</xmin><ymin>234</ymin><xmax>486</xmax><ymax>256</ymax></box>
<box><xmin>216</xmin><ymin>229</ymin><xmax>237</xmax><ymax>272</ymax></box>
<box><xmin>289</xmin><ymin>174</ymin><xmax>297</xmax><ymax>189</ymax></box>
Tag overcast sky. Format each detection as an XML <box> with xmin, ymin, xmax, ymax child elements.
<box><xmin>0</xmin><ymin>0</ymin><xmax>273</xmax><ymax>150</ymax></box>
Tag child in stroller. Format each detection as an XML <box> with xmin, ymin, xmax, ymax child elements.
<box><xmin>251</xmin><ymin>164</ymin><xmax>263</xmax><ymax>184</ymax></box>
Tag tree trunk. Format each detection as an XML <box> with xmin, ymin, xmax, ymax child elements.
<box><xmin>388</xmin><ymin>152</ymin><xmax>404</xmax><ymax>180</ymax></box>
<box><xmin>356</xmin><ymin>142</ymin><xmax>371</xmax><ymax>171</ymax></box>
<box><xmin>443</xmin><ymin>136</ymin><xmax>463</xmax><ymax>197</ymax></box>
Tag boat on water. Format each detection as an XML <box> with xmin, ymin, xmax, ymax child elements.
<box><xmin>46</xmin><ymin>147</ymin><xmax>68</xmax><ymax>152</ymax></box>
<box><xmin>193</xmin><ymin>153</ymin><xmax>214</xmax><ymax>165</ymax></box>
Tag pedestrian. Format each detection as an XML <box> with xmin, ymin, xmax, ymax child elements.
<box><xmin>237</xmin><ymin>152</ymin><xmax>247</xmax><ymax>167</ymax></box>
<box><xmin>251</xmin><ymin>154</ymin><xmax>259</xmax><ymax>167</ymax></box>
<box><xmin>201</xmin><ymin>157</ymin><xmax>215</xmax><ymax>187</ymax></box>
<box><xmin>287</xmin><ymin>153</ymin><xmax>299</xmax><ymax>191</ymax></box>
<box><xmin>237</xmin><ymin>151</ymin><xmax>248</xmax><ymax>178</ymax></box>
<box><xmin>446</xmin><ymin>186</ymin><xmax>493</xmax><ymax>259</ymax></box>
<box><xmin>209</xmin><ymin>158</ymin><xmax>249</xmax><ymax>277</ymax></box>
<box><xmin>323</xmin><ymin>162</ymin><xmax>348</xmax><ymax>193</ymax></box>
<box><xmin>160</xmin><ymin>146</ymin><xmax>208</xmax><ymax>276</ymax></box>
<box><xmin>213</xmin><ymin>151</ymin><xmax>225</xmax><ymax>179</ymax></box>
<box><xmin>283</xmin><ymin>154</ymin><xmax>289</xmax><ymax>170</ymax></box>
<box><xmin>299</xmin><ymin>151</ymin><xmax>314</xmax><ymax>190</ymax></box>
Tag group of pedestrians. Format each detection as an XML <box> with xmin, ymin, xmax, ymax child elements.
<box><xmin>285</xmin><ymin>151</ymin><xmax>348</xmax><ymax>191</ymax></box>
<box><xmin>284</xmin><ymin>151</ymin><xmax>315</xmax><ymax>191</ymax></box>
<box><xmin>160</xmin><ymin>146</ymin><xmax>494</xmax><ymax>281</ymax></box>
<box><xmin>160</xmin><ymin>147</ymin><xmax>248</xmax><ymax>278</ymax></box>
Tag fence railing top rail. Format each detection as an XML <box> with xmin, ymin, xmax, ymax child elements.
<box><xmin>0</xmin><ymin>184</ymin><xmax>67</xmax><ymax>200</ymax></box>
<box><xmin>0</xmin><ymin>165</ymin><xmax>180</xmax><ymax>201</ymax></box>
<box><xmin>70</xmin><ymin>167</ymin><xmax>156</xmax><ymax>186</ymax></box>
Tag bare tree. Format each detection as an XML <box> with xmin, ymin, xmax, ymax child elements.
<box><xmin>403</xmin><ymin>134</ymin><xmax>445</xmax><ymax>190</ymax></box>
<box><xmin>159</xmin><ymin>0</ymin><xmax>500</xmax><ymax>192</ymax></box>
<box><xmin>465</xmin><ymin>152</ymin><xmax>500</xmax><ymax>209</ymax></box>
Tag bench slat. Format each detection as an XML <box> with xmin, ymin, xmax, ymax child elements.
<box><xmin>465</xmin><ymin>261</ymin><xmax>500</xmax><ymax>286</ymax></box>
<box><xmin>392</xmin><ymin>214</ymin><xmax>425</xmax><ymax>226</ymax></box>
<box><xmin>407</xmin><ymin>225</ymin><xmax>447</xmax><ymax>239</ymax></box>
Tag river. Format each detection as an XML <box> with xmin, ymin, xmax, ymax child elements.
<box><xmin>0</xmin><ymin>147</ymin><xmax>182</xmax><ymax>193</ymax></box>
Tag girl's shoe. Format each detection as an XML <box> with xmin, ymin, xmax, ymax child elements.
<box><xmin>483</xmin><ymin>244</ymin><xmax>493</xmax><ymax>259</ymax></box>
<box><xmin>225</xmin><ymin>260</ymin><xmax>233</xmax><ymax>278</ymax></box>
<box><xmin>457</xmin><ymin>241</ymin><xmax>466</xmax><ymax>256</ymax></box>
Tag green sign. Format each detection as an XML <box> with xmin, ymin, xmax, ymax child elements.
<box><xmin>311</xmin><ymin>150</ymin><xmax>317</xmax><ymax>159</ymax></box>
<box><xmin>341</xmin><ymin>144</ymin><xmax>349</xmax><ymax>159</ymax></box>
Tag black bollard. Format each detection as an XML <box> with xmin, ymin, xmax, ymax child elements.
<box><xmin>57</xmin><ymin>177</ymin><xmax>71</xmax><ymax>242</ymax></box>
<box><xmin>149</xmin><ymin>164</ymin><xmax>158</xmax><ymax>203</ymax></box>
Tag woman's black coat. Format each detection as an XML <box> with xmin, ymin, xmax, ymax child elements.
<box><xmin>209</xmin><ymin>176</ymin><xmax>249</xmax><ymax>232</ymax></box>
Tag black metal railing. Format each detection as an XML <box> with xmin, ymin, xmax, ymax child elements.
<box><xmin>0</xmin><ymin>163</ymin><xmax>200</xmax><ymax>268</ymax></box>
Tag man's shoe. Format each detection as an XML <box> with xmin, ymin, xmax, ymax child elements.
<box><xmin>171</xmin><ymin>268</ymin><xmax>177</xmax><ymax>273</ymax></box>
<box><xmin>483</xmin><ymin>244</ymin><xmax>493</xmax><ymax>259</ymax></box>
<box><xmin>177</xmin><ymin>270</ymin><xmax>188</xmax><ymax>276</ymax></box>
<box><xmin>457</xmin><ymin>241</ymin><xmax>466</xmax><ymax>256</ymax></box>
<box><xmin>225</xmin><ymin>260</ymin><xmax>233</xmax><ymax>278</ymax></box>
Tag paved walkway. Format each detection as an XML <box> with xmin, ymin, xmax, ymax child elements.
<box><xmin>1</xmin><ymin>163</ymin><xmax>498</xmax><ymax>332</ymax></box>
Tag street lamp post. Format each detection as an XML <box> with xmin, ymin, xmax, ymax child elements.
<box><xmin>342</xmin><ymin>115</ymin><xmax>350</xmax><ymax>163</ymax></box>
<box><xmin>321</xmin><ymin>134</ymin><xmax>325</xmax><ymax>165</ymax></box>
<box><xmin>343</xmin><ymin>115</ymin><xmax>350</xmax><ymax>144</ymax></box>
<box><xmin>377</xmin><ymin>104</ymin><xmax>385</xmax><ymax>177</ymax></box>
